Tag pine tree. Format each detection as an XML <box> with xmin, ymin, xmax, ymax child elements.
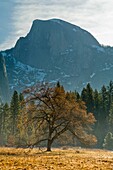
<box><xmin>103</xmin><ymin>132</ymin><xmax>113</xmax><ymax>150</ymax></box>
<box><xmin>10</xmin><ymin>91</ymin><xmax>20</xmax><ymax>136</ymax></box>
<box><xmin>81</xmin><ymin>87</ymin><xmax>87</xmax><ymax>104</ymax></box>
<box><xmin>96</xmin><ymin>85</ymin><xmax>109</xmax><ymax>147</ymax></box>
<box><xmin>108</xmin><ymin>81</ymin><xmax>113</xmax><ymax>110</ymax></box>
<box><xmin>101</xmin><ymin>85</ymin><xmax>109</xmax><ymax>120</ymax></box>
<box><xmin>0</xmin><ymin>103</ymin><xmax>11</xmax><ymax>145</ymax></box>
<box><xmin>102</xmin><ymin>102</ymin><xmax>113</xmax><ymax>150</ymax></box>
<box><xmin>75</xmin><ymin>90</ymin><xmax>81</xmax><ymax>101</ymax></box>
<box><xmin>81</xmin><ymin>83</ymin><xmax>94</xmax><ymax>113</ymax></box>
<box><xmin>94</xmin><ymin>89</ymin><xmax>100</xmax><ymax>120</ymax></box>
<box><xmin>0</xmin><ymin>103</ymin><xmax>4</xmax><ymax>144</ymax></box>
<box><xmin>86</xmin><ymin>83</ymin><xmax>94</xmax><ymax>113</ymax></box>
<box><xmin>93</xmin><ymin>89</ymin><xmax>104</xmax><ymax>147</ymax></box>
<box><xmin>2</xmin><ymin>103</ymin><xmax>10</xmax><ymax>145</ymax></box>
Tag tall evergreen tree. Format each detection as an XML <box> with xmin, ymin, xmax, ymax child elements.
<box><xmin>103</xmin><ymin>102</ymin><xmax>113</xmax><ymax>150</ymax></box>
<box><xmin>101</xmin><ymin>85</ymin><xmax>109</xmax><ymax>120</ymax></box>
<box><xmin>0</xmin><ymin>103</ymin><xmax>4</xmax><ymax>144</ymax></box>
<box><xmin>10</xmin><ymin>91</ymin><xmax>20</xmax><ymax>135</ymax></box>
<box><xmin>96</xmin><ymin>85</ymin><xmax>109</xmax><ymax>147</ymax></box>
<box><xmin>107</xmin><ymin>81</ymin><xmax>113</xmax><ymax>110</ymax></box>
<box><xmin>103</xmin><ymin>132</ymin><xmax>113</xmax><ymax>150</ymax></box>
<box><xmin>86</xmin><ymin>83</ymin><xmax>94</xmax><ymax>113</ymax></box>
<box><xmin>93</xmin><ymin>89</ymin><xmax>100</xmax><ymax>120</ymax></box>
<box><xmin>81</xmin><ymin>83</ymin><xmax>94</xmax><ymax>113</ymax></box>
<box><xmin>2</xmin><ymin>103</ymin><xmax>10</xmax><ymax>145</ymax></box>
<box><xmin>81</xmin><ymin>87</ymin><xmax>87</xmax><ymax>104</ymax></box>
<box><xmin>108</xmin><ymin>102</ymin><xmax>113</xmax><ymax>132</ymax></box>
<box><xmin>0</xmin><ymin>103</ymin><xmax>10</xmax><ymax>145</ymax></box>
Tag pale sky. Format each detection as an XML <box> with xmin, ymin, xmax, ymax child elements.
<box><xmin>0</xmin><ymin>0</ymin><xmax>113</xmax><ymax>50</ymax></box>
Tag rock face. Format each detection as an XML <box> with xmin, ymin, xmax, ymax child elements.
<box><xmin>11</xmin><ymin>19</ymin><xmax>99</xmax><ymax>69</ymax></box>
<box><xmin>0</xmin><ymin>53</ymin><xmax>9</xmax><ymax>102</ymax></box>
<box><xmin>3</xmin><ymin>19</ymin><xmax>113</xmax><ymax>91</ymax></box>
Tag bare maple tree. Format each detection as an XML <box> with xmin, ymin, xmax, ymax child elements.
<box><xmin>22</xmin><ymin>83</ymin><xmax>97</xmax><ymax>151</ymax></box>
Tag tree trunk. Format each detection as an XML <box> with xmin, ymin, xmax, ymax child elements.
<box><xmin>47</xmin><ymin>139</ymin><xmax>52</xmax><ymax>151</ymax></box>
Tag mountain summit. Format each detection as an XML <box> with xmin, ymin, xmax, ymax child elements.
<box><xmin>2</xmin><ymin>18</ymin><xmax>113</xmax><ymax>92</ymax></box>
<box><xmin>11</xmin><ymin>18</ymin><xmax>100</xmax><ymax>68</ymax></box>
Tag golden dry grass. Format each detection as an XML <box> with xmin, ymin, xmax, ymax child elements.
<box><xmin>0</xmin><ymin>147</ymin><xmax>113</xmax><ymax>169</ymax></box>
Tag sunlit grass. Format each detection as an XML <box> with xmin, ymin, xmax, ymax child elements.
<box><xmin>0</xmin><ymin>147</ymin><xmax>113</xmax><ymax>169</ymax></box>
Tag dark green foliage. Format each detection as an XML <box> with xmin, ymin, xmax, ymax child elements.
<box><xmin>75</xmin><ymin>90</ymin><xmax>81</xmax><ymax>101</ymax></box>
<box><xmin>0</xmin><ymin>91</ymin><xmax>25</xmax><ymax>146</ymax></box>
<box><xmin>56</xmin><ymin>81</ymin><xmax>60</xmax><ymax>88</ymax></box>
<box><xmin>10</xmin><ymin>91</ymin><xmax>20</xmax><ymax>115</ymax></box>
<box><xmin>93</xmin><ymin>89</ymin><xmax>100</xmax><ymax>119</ymax></box>
<box><xmin>1</xmin><ymin>81</ymin><xmax>113</xmax><ymax>148</ymax></box>
<box><xmin>109</xmin><ymin>103</ymin><xmax>113</xmax><ymax>132</ymax></box>
<box><xmin>101</xmin><ymin>85</ymin><xmax>109</xmax><ymax>119</ymax></box>
<box><xmin>86</xmin><ymin>83</ymin><xmax>94</xmax><ymax>113</ymax></box>
<box><xmin>81</xmin><ymin>83</ymin><xmax>94</xmax><ymax>113</ymax></box>
<box><xmin>0</xmin><ymin>103</ymin><xmax>10</xmax><ymax>145</ymax></box>
<box><xmin>103</xmin><ymin>102</ymin><xmax>113</xmax><ymax>150</ymax></box>
<box><xmin>81</xmin><ymin>81</ymin><xmax>113</xmax><ymax>148</ymax></box>
<box><xmin>10</xmin><ymin>91</ymin><xmax>20</xmax><ymax>135</ymax></box>
<box><xmin>19</xmin><ymin>93</ymin><xmax>24</xmax><ymax>102</ymax></box>
<box><xmin>103</xmin><ymin>132</ymin><xmax>113</xmax><ymax>150</ymax></box>
<box><xmin>81</xmin><ymin>88</ymin><xmax>87</xmax><ymax>103</ymax></box>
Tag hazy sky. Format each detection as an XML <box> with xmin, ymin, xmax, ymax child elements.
<box><xmin>0</xmin><ymin>0</ymin><xmax>113</xmax><ymax>50</ymax></box>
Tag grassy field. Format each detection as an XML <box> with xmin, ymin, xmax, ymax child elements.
<box><xmin>0</xmin><ymin>147</ymin><xmax>113</xmax><ymax>169</ymax></box>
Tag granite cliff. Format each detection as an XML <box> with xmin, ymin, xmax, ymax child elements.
<box><xmin>2</xmin><ymin>19</ymin><xmax>113</xmax><ymax>92</ymax></box>
<box><xmin>0</xmin><ymin>53</ymin><xmax>9</xmax><ymax>102</ymax></box>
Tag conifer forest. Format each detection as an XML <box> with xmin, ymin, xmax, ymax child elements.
<box><xmin>0</xmin><ymin>81</ymin><xmax>113</xmax><ymax>151</ymax></box>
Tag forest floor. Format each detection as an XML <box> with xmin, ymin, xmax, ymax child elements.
<box><xmin>0</xmin><ymin>147</ymin><xmax>113</xmax><ymax>169</ymax></box>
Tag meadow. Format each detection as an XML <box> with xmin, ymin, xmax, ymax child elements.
<box><xmin>0</xmin><ymin>147</ymin><xmax>113</xmax><ymax>169</ymax></box>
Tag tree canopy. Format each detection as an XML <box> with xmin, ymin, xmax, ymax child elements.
<box><xmin>23</xmin><ymin>83</ymin><xmax>97</xmax><ymax>151</ymax></box>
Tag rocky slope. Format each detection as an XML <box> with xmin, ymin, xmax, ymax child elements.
<box><xmin>2</xmin><ymin>19</ymin><xmax>113</xmax><ymax>92</ymax></box>
<box><xmin>0</xmin><ymin>53</ymin><xmax>9</xmax><ymax>102</ymax></box>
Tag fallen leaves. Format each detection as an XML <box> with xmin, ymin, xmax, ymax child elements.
<box><xmin>0</xmin><ymin>147</ymin><xmax>113</xmax><ymax>169</ymax></box>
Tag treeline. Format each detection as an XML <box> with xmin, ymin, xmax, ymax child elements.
<box><xmin>0</xmin><ymin>81</ymin><xmax>113</xmax><ymax>150</ymax></box>
<box><xmin>80</xmin><ymin>81</ymin><xmax>113</xmax><ymax>149</ymax></box>
<box><xmin>0</xmin><ymin>91</ymin><xmax>24</xmax><ymax>146</ymax></box>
